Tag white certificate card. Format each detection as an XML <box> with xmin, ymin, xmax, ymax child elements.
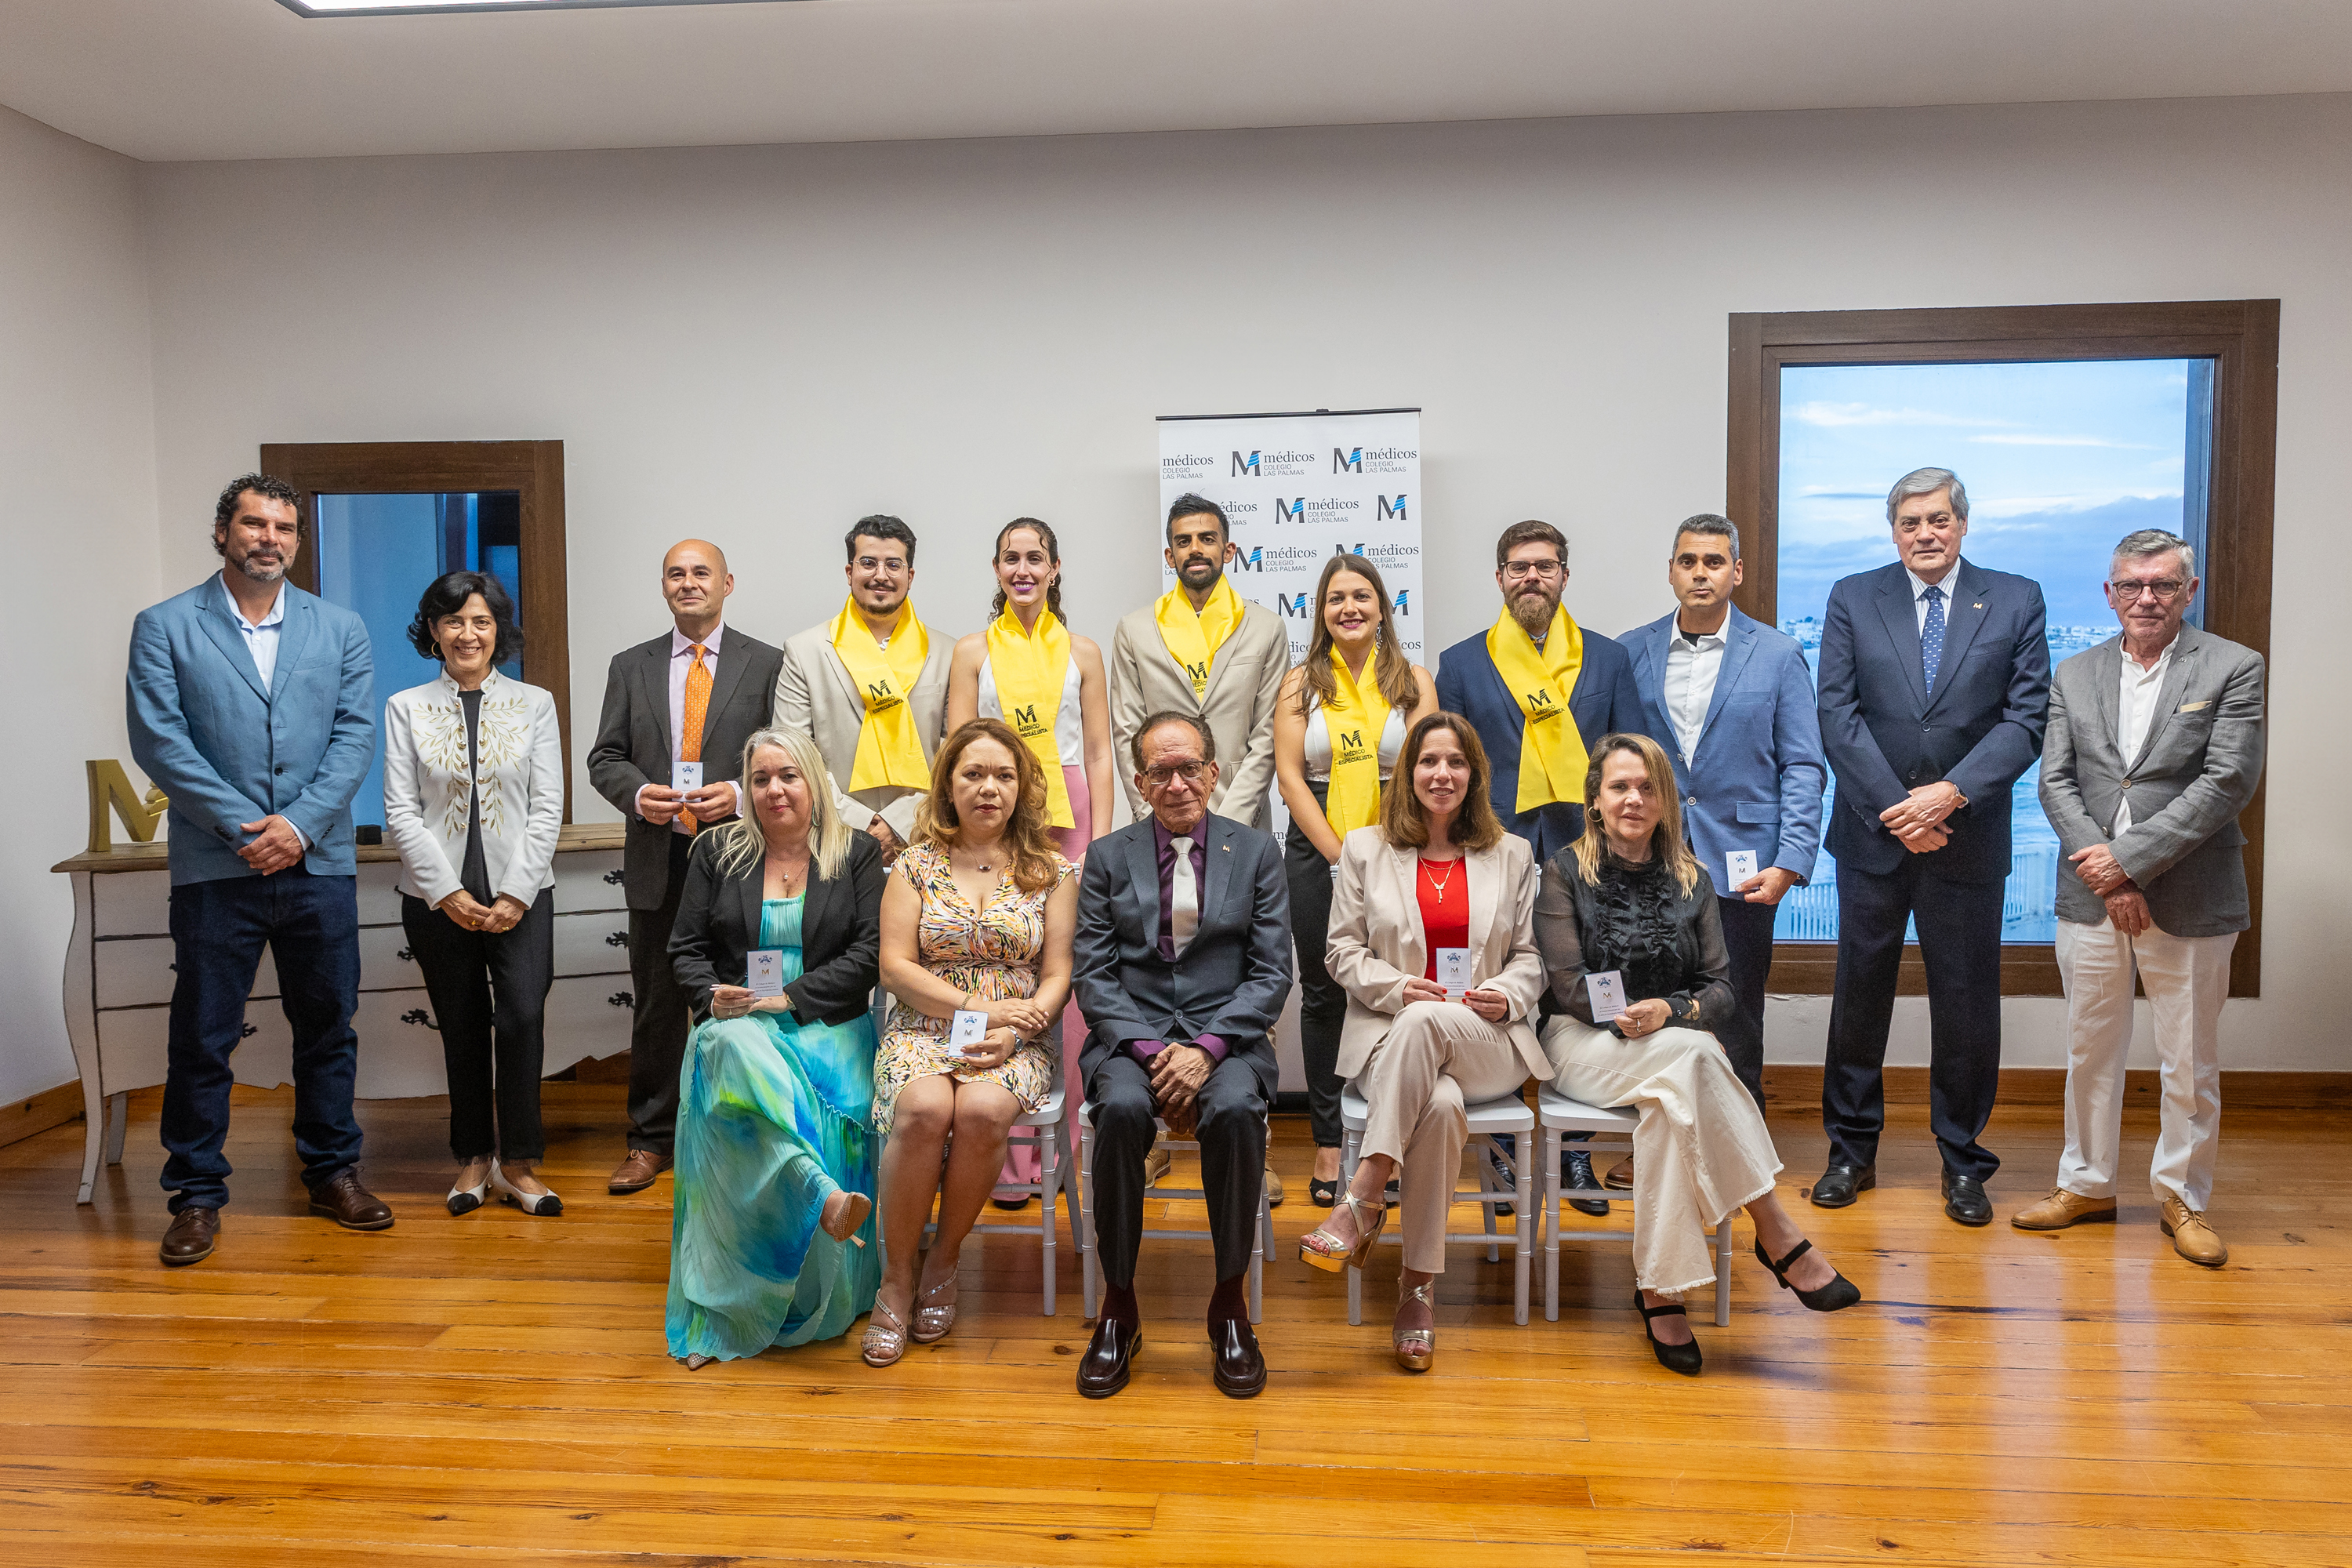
<box><xmin>1435</xmin><ymin>947</ymin><xmax>1472</xmax><ymax>1000</ymax></box>
<box><xmin>673</xmin><ymin>761</ymin><xmax>702</xmax><ymax>793</ymax></box>
<box><xmin>1725</xmin><ymin>850</ymin><xmax>1759</xmax><ymax>891</ymax></box>
<box><xmin>949</xmin><ymin>1008</ymin><xmax>990</xmax><ymax>1057</ymax></box>
<box><xmin>1585</xmin><ymin>970</ymin><xmax>1628</xmax><ymax>1022</ymax></box>
<box><xmin>747</xmin><ymin>949</ymin><xmax>785</xmax><ymax>998</ymax></box>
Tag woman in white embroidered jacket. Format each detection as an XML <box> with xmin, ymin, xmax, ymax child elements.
<box><xmin>383</xmin><ymin>572</ymin><xmax>567</xmax><ymax>1218</ymax></box>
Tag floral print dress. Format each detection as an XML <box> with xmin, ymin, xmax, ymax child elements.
<box><xmin>873</xmin><ymin>842</ymin><xmax>1072</xmax><ymax>1132</ymax></box>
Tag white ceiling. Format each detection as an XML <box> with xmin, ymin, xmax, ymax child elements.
<box><xmin>5</xmin><ymin>0</ymin><xmax>2352</xmax><ymax>163</ymax></box>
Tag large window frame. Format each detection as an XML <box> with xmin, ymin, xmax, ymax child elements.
<box><xmin>263</xmin><ymin>440</ymin><xmax>574</xmax><ymax>819</ymax></box>
<box><xmin>1726</xmin><ymin>301</ymin><xmax>2277</xmax><ymax>998</ymax></box>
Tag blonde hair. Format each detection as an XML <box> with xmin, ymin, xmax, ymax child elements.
<box><xmin>1573</xmin><ymin>733</ymin><xmax>1700</xmax><ymax>895</ymax></box>
<box><xmin>1379</xmin><ymin>713</ymin><xmax>1504</xmax><ymax>853</ymax></box>
<box><xmin>705</xmin><ymin>728</ymin><xmax>851</xmax><ymax>884</ymax></box>
<box><xmin>916</xmin><ymin>718</ymin><xmax>1063</xmax><ymax>895</ymax></box>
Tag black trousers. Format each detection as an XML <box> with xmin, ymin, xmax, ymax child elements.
<box><xmin>1087</xmin><ymin>1052</ymin><xmax>1266</xmax><ymax>1287</ymax></box>
<box><xmin>626</xmin><ymin>833</ymin><xmax>694</xmax><ymax>1155</ymax></box>
<box><xmin>1714</xmin><ymin>894</ymin><xmax>1779</xmax><ymax>1115</ymax></box>
<box><xmin>1284</xmin><ymin>782</ymin><xmax>1346</xmax><ymax>1149</ymax></box>
<box><xmin>401</xmin><ymin>887</ymin><xmax>555</xmax><ymax>1161</ymax></box>
<box><xmin>1823</xmin><ymin>856</ymin><xmax>2005</xmax><ymax>1181</ymax></box>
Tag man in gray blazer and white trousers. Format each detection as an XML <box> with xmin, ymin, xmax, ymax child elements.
<box><xmin>2013</xmin><ymin>528</ymin><xmax>2265</xmax><ymax>1268</ymax></box>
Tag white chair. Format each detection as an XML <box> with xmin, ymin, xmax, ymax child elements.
<box><xmin>1336</xmin><ymin>1083</ymin><xmax>1536</xmax><ymax>1327</ymax></box>
<box><xmin>917</xmin><ymin>1082</ymin><xmax>1073</xmax><ymax>1316</ymax></box>
<box><xmin>1537</xmin><ymin>1085</ymin><xmax>1733</xmax><ymax>1326</ymax></box>
<box><xmin>1076</xmin><ymin>1103</ymin><xmax>1272</xmax><ymax>1325</ymax></box>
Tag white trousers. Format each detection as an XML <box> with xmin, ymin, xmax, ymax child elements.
<box><xmin>2055</xmin><ymin>917</ymin><xmax>2235</xmax><ymax>1210</ymax></box>
<box><xmin>1541</xmin><ymin>1016</ymin><xmax>1781</xmax><ymax>1298</ymax></box>
<box><xmin>1357</xmin><ymin>1002</ymin><xmax>1531</xmax><ymax>1275</ymax></box>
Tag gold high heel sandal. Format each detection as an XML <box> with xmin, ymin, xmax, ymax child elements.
<box><xmin>910</xmin><ymin>1274</ymin><xmax>959</xmax><ymax>1344</ymax></box>
<box><xmin>1299</xmin><ymin>1190</ymin><xmax>1387</xmax><ymax>1273</ymax></box>
<box><xmin>1394</xmin><ymin>1279</ymin><xmax>1436</xmax><ymax>1372</ymax></box>
<box><xmin>862</xmin><ymin>1298</ymin><xmax>910</xmax><ymax>1367</ymax></box>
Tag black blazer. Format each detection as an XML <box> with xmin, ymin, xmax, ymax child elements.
<box><xmin>1070</xmin><ymin>811</ymin><xmax>1292</xmax><ymax>1104</ymax></box>
<box><xmin>1533</xmin><ymin>848</ymin><xmax>1736</xmax><ymax>1033</ymax></box>
<box><xmin>1434</xmin><ymin>622</ymin><xmax>1657</xmax><ymax>833</ymax></box>
<box><xmin>1816</xmin><ymin>558</ymin><xmax>2050</xmax><ymax>884</ymax></box>
<box><xmin>587</xmin><ymin>626</ymin><xmax>787</xmax><ymax>909</ymax></box>
<box><xmin>667</xmin><ymin>830</ymin><xmax>884</xmax><ymax>1026</ymax></box>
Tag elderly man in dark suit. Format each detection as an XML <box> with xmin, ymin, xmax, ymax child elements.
<box><xmin>1813</xmin><ymin>467</ymin><xmax>2049</xmax><ymax>1226</ymax></box>
<box><xmin>2013</xmin><ymin>528</ymin><xmax>2263</xmax><ymax>1267</ymax></box>
<box><xmin>587</xmin><ymin>540</ymin><xmax>784</xmax><ymax>1194</ymax></box>
<box><xmin>1072</xmin><ymin>710</ymin><xmax>1291</xmax><ymax>1401</ymax></box>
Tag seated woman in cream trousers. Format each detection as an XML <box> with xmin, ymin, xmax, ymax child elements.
<box><xmin>1536</xmin><ymin>733</ymin><xmax>1860</xmax><ymax>1376</ymax></box>
<box><xmin>1303</xmin><ymin>713</ymin><xmax>1547</xmax><ymax>1372</ymax></box>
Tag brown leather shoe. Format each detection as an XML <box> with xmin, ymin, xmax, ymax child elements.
<box><xmin>160</xmin><ymin>1206</ymin><xmax>220</xmax><ymax>1266</ymax></box>
<box><xmin>2161</xmin><ymin>1195</ymin><xmax>2228</xmax><ymax>1267</ymax></box>
<box><xmin>1603</xmin><ymin>1157</ymin><xmax>1634</xmax><ymax>1191</ymax></box>
<box><xmin>609</xmin><ymin>1148</ymin><xmax>673</xmax><ymax>1194</ymax></box>
<box><xmin>308</xmin><ymin>1169</ymin><xmax>395</xmax><ymax>1230</ymax></box>
<box><xmin>2011</xmin><ymin>1188</ymin><xmax>2117</xmax><ymax>1231</ymax></box>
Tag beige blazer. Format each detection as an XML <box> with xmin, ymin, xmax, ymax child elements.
<box><xmin>774</xmin><ymin>620</ymin><xmax>953</xmax><ymax>844</ymax></box>
<box><xmin>1324</xmin><ymin>827</ymin><xmax>1548</xmax><ymax>1083</ymax></box>
<box><xmin>1109</xmin><ymin>596</ymin><xmax>1290</xmax><ymax>829</ymax></box>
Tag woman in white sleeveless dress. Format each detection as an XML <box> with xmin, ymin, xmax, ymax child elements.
<box><xmin>946</xmin><ymin>519</ymin><xmax>1115</xmax><ymax>1196</ymax></box>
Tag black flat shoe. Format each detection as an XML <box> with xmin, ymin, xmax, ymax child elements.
<box><xmin>1210</xmin><ymin>1316</ymin><xmax>1267</xmax><ymax>1399</ymax></box>
<box><xmin>1941</xmin><ymin>1170</ymin><xmax>1994</xmax><ymax>1227</ymax></box>
<box><xmin>1809</xmin><ymin>1163</ymin><xmax>1875</xmax><ymax>1207</ymax></box>
<box><xmin>1077</xmin><ymin>1317</ymin><xmax>1140</xmax><ymax>1399</ymax></box>
<box><xmin>1309</xmin><ymin>1177</ymin><xmax>1340</xmax><ymax>1207</ymax></box>
<box><xmin>1753</xmin><ymin>1237</ymin><xmax>1862</xmax><ymax>1312</ymax></box>
<box><xmin>1635</xmin><ymin>1292</ymin><xmax>1701</xmax><ymax>1376</ymax></box>
<box><xmin>1564</xmin><ymin>1150</ymin><xmax>1609</xmax><ymax>1218</ymax></box>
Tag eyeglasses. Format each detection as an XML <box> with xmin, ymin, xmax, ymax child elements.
<box><xmin>1142</xmin><ymin>760</ymin><xmax>1208</xmax><ymax>786</ymax></box>
<box><xmin>1501</xmin><ymin>559</ymin><xmax>1564</xmax><ymax>582</ymax></box>
<box><xmin>854</xmin><ymin>556</ymin><xmax>910</xmax><ymax>575</ymax></box>
<box><xmin>2108</xmin><ymin>579</ymin><xmax>2187</xmax><ymax>603</ymax></box>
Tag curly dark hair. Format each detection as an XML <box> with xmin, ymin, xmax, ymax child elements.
<box><xmin>407</xmin><ymin>571</ymin><xmax>524</xmax><ymax>666</ymax></box>
<box><xmin>212</xmin><ymin>474</ymin><xmax>304</xmax><ymax>556</ymax></box>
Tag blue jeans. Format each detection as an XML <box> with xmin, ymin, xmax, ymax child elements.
<box><xmin>162</xmin><ymin>865</ymin><xmax>363</xmax><ymax>1212</ymax></box>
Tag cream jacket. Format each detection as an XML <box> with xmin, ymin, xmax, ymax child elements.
<box><xmin>774</xmin><ymin>619</ymin><xmax>953</xmax><ymax>844</ymax></box>
<box><xmin>382</xmin><ymin>669</ymin><xmax>564</xmax><ymax>907</ymax></box>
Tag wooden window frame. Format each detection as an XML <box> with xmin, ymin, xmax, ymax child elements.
<box><xmin>261</xmin><ymin>440</ymin><xmax>574</xmax><ymax>820</ymax></box>
<box><xmin>1726</xmin><ymin>301</ymin><xmax>2277</xmax><ymax>998</ymax></box>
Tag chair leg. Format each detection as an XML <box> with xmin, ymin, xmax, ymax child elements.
<box><xmin>1079</xmin><ymin>1120</ymin><xmax>1098</xmax><ymax>1320</ymax></box>
<box><xmin>1542</xmin><ymin>1126</ymin><xmax>1560</xmax><ymax>1323</ymax></box>
<box><xmin>1342</xmin><ymin>1125</ymin><xmax>1363</xmax><ymax>1327</ymax></box>
<box><xmin>1513</xmin><ymin>1128</ymin><xmax>1533</xmax><ymax>1327</ymax></box>
<box><xmin>1713</xmin><ymin>1214</ymin><xmax>1732</xmax><ymax>1328</ymax></box>
<box><xmin>1039</xmin><ymin>1125</ymin><xmax>1058</xmax><ymax>1318</ymax></box>
<box><xmin>1249</xmin><ymin>1185</ymin><xmax>1267</xmax><ymax>1326</ymax></box>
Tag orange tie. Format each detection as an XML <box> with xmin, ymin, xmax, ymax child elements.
<box><xmin>679</xmin><ymin>643</ymin><xmax>711</xmax><ymax>833</ymax></box>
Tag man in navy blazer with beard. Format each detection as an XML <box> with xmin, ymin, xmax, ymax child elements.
<box><xmin>1811</xmin><ymin>468</ymin><xmax>2049</xmax><ymax>1227</ymax></box>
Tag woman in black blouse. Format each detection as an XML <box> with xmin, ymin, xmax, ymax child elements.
<box><xmin>1536</xmin><ymin>734</ymin><xmax>1860</xmax><ymax>1374</ymax></box>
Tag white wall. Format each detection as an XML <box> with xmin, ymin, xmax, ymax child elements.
<box><xmin>118</xmin><ymin>92</ymin><xmax>2352</xmax><ymax>1072</ymax></box>
<box><xmin>0</xmin><ymin>106</ymin><xmax>160</xmax><ymax>1102</ymax></box>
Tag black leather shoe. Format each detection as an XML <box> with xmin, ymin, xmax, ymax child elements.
<box><xmin>1809</xmin><ymin>1163</ymin><xmax>1876</xmax><ymax>1207</ymax></box>
<box><xmin>1076</xmin><ymin>1317</ymin><xmax>1140</xmax><ymax>1399</ymax></box>
<box><xmin>1564</xmin><ymin>1150</ymin><xmax>1610</xmax><ymax>1217</ymax></box>
<box><xmin>1635</xmin><ymin>1292</ymin><xmax>1702</xmax><ymax>1376</ymax></box>
<box><xmin>159</xmin><ymin>1206</ymin><xmax>220</xmax><ymax>1266</ymax></box>
<box><xmin>1210</xmin><ymin>1316</ymin><xmax>1266</xmax><ymax>1399</ymax></box>
<box><xmin>1941</xmin><ymin>1170</ymin><xmax>1994</xmax><ymax>1227</ymax></box>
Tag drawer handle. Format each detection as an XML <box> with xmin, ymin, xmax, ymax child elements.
<box><xmin>604</xmin><ymin>931</ymin><xmax>629</xmax><ymax>948</ymax></box>
<box><xmin>602</xmin><ymin>869</ymin><xmax>626</xmax><ymax>886</ymax></box>
<box><xmin>401</xmin><ymin>1008</ymin><xmax>440</xmax><ymax>1031</ymax></box>
<box><xmin>608</xmin><ymin>991</ymin><xmax>634</xmax><ymax>1009</ymax></box>
<box><xmin>239</xmin><ymin>1023</ymin><xmax>257</xmax><ymax>1040</ymax></box>
<box><xmin>396</xmin><ymin>947</ymin><xmax>415</xmax><ymax>963</ymax></box>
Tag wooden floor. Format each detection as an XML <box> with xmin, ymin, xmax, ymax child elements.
<box><xmin>3</xmin><ymin>1083</ymin><xmax>2347</xmax><ymax>1567</ymax></box>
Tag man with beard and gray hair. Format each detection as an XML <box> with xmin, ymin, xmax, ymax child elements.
<box><xmin>127</xmin><ymin>474</ymin><xmax>387</xmax><ymax>1267</ymax></box>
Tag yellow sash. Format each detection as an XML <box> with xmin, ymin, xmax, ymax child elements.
<box><xmin>1486</xmin><ymin>604</ymin><xmax>1589</xmax><ymax>814</ymax></box>
<box><xmin>1154</xmin><ymin>575</ymin><xmax>1242</xmax><ymax>701</ymax></box>
<box><xmin>830</xmin><ymin>597</ymin><xmax>932</xmax><ymax>795</ymax></box>
<box><xmin>1320</xmin><ymin>649</ymin><xmax>1392</xmax><ymax>836</ymax></box>
<box><xmin>985</xmin><ymin>606</ymin><xmax>1076</xmax><ymax>829</ymax></box>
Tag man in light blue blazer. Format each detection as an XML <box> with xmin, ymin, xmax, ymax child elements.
<box><xmin>126</xmin><ymin>474</ymin><xmax>390</xmax><ymax>1267</ymax></box>
<box><xmin>1624</xmin><ymin>515</ymin><xmax>1824</xmax><ymax>1114</ymax></box>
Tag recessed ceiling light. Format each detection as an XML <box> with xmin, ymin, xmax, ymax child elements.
<box><xmin>278</xmin><ymin>0</ymin><xmax>797</xmax><ymax>15</ymax></box>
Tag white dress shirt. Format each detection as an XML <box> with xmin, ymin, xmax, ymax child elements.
<box><xmin>229</xmin><ymin>578</ymin><xmax>288</xmax><ymax>691</ymax></box>
<box><xmin>1661</xmin><ymin>621</ymin><xmax>1727</xmax><ymax>764</ymax></box>
<box><xmin>2112</xmin><ymin>637</ymin><xmax>2176</xmax><ymax>837</ymax></box>
<box><xmin>1906</xmin><ymin>562</ymin><xmax>1962</xmax><ymax>634</ymax></box>
<box><xmin>634</xmin><ymin>621</ymin><xmax>739</xmax><ymax>828</ymax></box>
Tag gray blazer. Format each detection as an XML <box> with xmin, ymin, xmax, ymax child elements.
<box><xmin>2039</xmin><ymin>625</ymin><xmax>2265</xmax><ymax>938</ymax></box>
<box><xmin>586</xmin><ymin>626</ymin><xmax>786</xmax><ymax>911</ymax></box>
<box><xmin>1070</xmin><ymin>811</ymin><xmax>1293</xmax><ymax>1105</ymax></box>
<box><xmin>774</xmin><ymin>620</ymin><xmax>952</xmax><ymax>846</ymax></box>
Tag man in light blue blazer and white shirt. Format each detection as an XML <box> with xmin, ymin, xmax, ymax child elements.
<box><xmin>1624</xmin><ymin>515</ymin><xmax>1824</xmax><ymax>1114</ymax></box>
<box><xmin>126</xmin><ymin>474</ymin><xmax>390</xmax><ymax>1268</ymax></box>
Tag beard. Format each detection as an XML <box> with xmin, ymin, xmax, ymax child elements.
<box><xmin>1176</xmin><ymin>557</ymin><xmax>1221</xmax><ymax>591</ymax></box>
<box><xmin>1509</xmin><ymin>585</ymin><xmax>1559</xmax><ymax>637</ymax></box>
<box><xmin>229</xmin><ymin>547</ymin><xmax>286</xmax><ymax>585</ymax></box>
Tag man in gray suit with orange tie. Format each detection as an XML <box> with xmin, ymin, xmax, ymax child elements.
<box><xmin>1813</xmin><ymin>468</ymin><xmax>2049</xmax><ymax>1226</ymax></box>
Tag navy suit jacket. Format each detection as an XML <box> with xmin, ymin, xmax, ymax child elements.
<box><xmin>1435</xmin><ymin>619</ymin><xmax>1653</xmax><ymax>836</ymax></box>
<box><xmin>127</xmin><ymin>575</ymin><xmax>376</xmax><ymax>885</ymax></box>
<box><xmin>1624</xmin><ymin>605</ymin><xmax>1824</xmax><ymax>885</ymax></box>
<box><xmin>1815</xmin><ymin>559</ymin><xmax>2050</xmax><ymax>884</ymax></box>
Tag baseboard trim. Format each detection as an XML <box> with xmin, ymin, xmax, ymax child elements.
<box><xmin>1759</xmin><ymin>1065</ymin><xmax>2351</xmax><ymax>1109</ymax></box>
<box><xmin>0</xmin><ymin>1081</ymin><xmax>84</xmax><ymax>1149</ymax></box>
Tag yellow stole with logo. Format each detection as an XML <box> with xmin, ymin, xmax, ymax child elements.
<box><xmin>1486</xmin><ymin>603</ymin><xmax>1588</xmax><ymax>814</ymax></box>
<box><xmin>985</xmin><ymin>605</ymin><xmax>1076</xmax><ymax>829</ymax></box>
<box><xmin>1153</xmin><ymin>575</ymin><xmax>1242</xmax><ymax>701</ymax></box>
<box><xmin>1320</xmin><ymin>648</ymin><xmax>1392</xmax><ymax>836</ymax></box>
<box><xmin>830</xmin><ymin>597</ymin><xmax>932</xmax><ymax>794</ymax></box>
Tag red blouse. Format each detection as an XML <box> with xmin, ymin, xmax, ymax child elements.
<box><xmin>1417</xmin><ymin>856</ymin><xmax>1470</xmax><ymax>980</ymax></box>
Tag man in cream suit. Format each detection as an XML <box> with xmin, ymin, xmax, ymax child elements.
<box><xmin>1109</xmin><ymin>495</ymin><xmax>1290</xmax><ymax>831</ymax></box>
<box><xmin>775</xmin><ymin>514</ymin><xmax>951</xmax><ymax>860</ymax></box>
<box><xmin>2013</xmin><ymin>528</ymin><xmax>2264</xmax><ymax>1267</ymax></box>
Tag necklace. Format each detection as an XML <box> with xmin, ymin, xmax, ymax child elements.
<box><xmin>1421</xmin><ymin>855</ymin><xmax>1460</xmax><ymax>897</ymax></box>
